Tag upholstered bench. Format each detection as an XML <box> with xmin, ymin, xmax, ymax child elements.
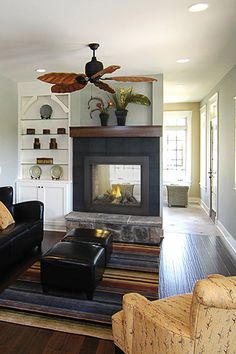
<box><xmin>40</xmin><ymin>241</ymin><xmax>105</xmax><ymax>300</ymax></box>
<box><xmin>62</xmin><ymin>228</ymin><xmax>113</xmax><ymax>264</ymax></box>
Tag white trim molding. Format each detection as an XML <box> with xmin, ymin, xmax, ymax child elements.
<box><xmin>200</xmin><ymin>199</ymin><xmax>210</xmax><ymax>215</ymax></box>
<box><xmin>217</xmin><ymin>220</ymin><xmax>236</xmax><ymax>256</ymax></box>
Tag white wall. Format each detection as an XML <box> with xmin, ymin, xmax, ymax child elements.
<box><xmin>0</xmin><ymin>75</ymin><xmax>17</xmax><ymax>188</ymax></box>
<box><xmin>70</xmin><ymin>74</ymin><xmax>163</xmax><ymax>126</ymax></box>
<box><xmin>201</xmin><ymin>65</ymin><xmax>236</xmax><ymax>249</ymax></box>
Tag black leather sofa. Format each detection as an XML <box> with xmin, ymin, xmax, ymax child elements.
<box><xmin>0</xmin><ymin>186</ymin><xmax>44</xmax><ymax>274</ymax></box>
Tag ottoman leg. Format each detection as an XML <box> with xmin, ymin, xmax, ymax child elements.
<box><xmin>86</xmin><ymin>289</ymin><xmax>94</xmax><ymax>300</ymax></box>
<box><xmin>42</xmin><ymin>285</ymin><xmax>49</xmax><ymax>294</ymax></box>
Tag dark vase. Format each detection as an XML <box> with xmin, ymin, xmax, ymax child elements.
<box><xmin>33</xmin><ymin>138</ymin><xmax>40</xmax><ymax>149</ymax></box>
<box><xmin>99</xmin><ymin>112</ymin><xmax>109</xmax><ymax>126</ymax></box>
<box><xmin>115</xmin><ymin>109</ymin><xmax>128</xmax><ymax>126</ymax></box>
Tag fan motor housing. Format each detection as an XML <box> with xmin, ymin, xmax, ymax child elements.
<box><xmin>85</xmin><ymin>58</ymin><xmax>103</xmax><ymax>78</ymax></box>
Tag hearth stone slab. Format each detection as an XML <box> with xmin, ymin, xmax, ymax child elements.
<box><xmin>65</xmin><ymin>212</ymin><xmax>163</xmax><ymax>245</ymax></box>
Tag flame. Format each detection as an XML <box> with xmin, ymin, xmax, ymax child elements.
<box><xmin>111</xmin><ymin>184</ymin><xmax>121</xmax><ymax>198</ymax></box>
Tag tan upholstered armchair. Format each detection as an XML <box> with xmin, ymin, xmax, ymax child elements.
<box><xmin>112</xmin><ymin>274</ymin><xmax>236</xmax><ymax>354</ymax></box>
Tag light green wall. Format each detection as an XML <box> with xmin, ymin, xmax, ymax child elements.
<box><xmin>201</xmin><ymin>65</ymin><xmax>236</xmax><ymax>246</ymax></box>
<box><xmin>0</xmin><ymin>75</ymin><xmax>18</xmax><ymax>189</ymax></box>
<box><xmin>163</xmin><ymin>102</ymin><xmax>200</xmax><ymax>199</ymax></box>
<box><xmin>70</xmin><ymin>74</ymin><xmax>163</xmax><ymax>126</ymax></box>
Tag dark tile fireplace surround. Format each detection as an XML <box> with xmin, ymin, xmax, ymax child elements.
<box><xmin>66</xmin><ymin>126</ymin><xmax>163</xmax><ymax>244</ymax></box>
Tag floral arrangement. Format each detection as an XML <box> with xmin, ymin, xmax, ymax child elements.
<box><xmin>110</xmin><ymin>87</ymin><xmax>151</xmax><ymax>111</ymax></box>
<box><xmin>88</xmin><ymin>96</ymin><xmax>113</xmax><ymax>119</ymax></box>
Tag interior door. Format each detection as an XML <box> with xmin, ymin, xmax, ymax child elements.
<box><xmin>208</xmin><ymin>94</ymin><xmax>218</xmax><ymax>222</ymax></box>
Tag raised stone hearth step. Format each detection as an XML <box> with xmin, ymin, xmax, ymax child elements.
<box><xmin>65</xmin><ymin>212</ymin><xmax>163</xmax><ymax>245</ymax></box>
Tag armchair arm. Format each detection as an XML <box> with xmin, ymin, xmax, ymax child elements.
<box><xmin>122</xmin><ymin>293</ymin><xmax>192</xmax><ymax>354</ymax></box>
<box><xmin>12</xmin><ymin>201</ymin><xmax>44</xmax><ymax>222</ymax></box>
<box><xmin>124</xmin><ymin>294</ymin><xmax>192</xmax><ymax>354</ymax></box>
<box><xmin>122</xmin><ymin>293</ymin><xmax>150</xmax><ymax>353</ymax></box>
<box><xmin>193</xmin><ymin>275</ymin><xmax>236</xmax><ymax>309</ymax></box>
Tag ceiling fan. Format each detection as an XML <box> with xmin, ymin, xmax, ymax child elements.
<box><xmin>37</xmin><ymin>43</ymin><xmax>157</xmax><ymax>94</ymax></box>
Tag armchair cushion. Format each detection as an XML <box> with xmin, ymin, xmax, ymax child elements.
<box><xmin>0</xmin><ymin>201</ymin><xmax>15</xmax><ymax>230</ymax></box>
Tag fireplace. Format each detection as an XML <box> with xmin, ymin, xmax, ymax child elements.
<box><xmin>84</xmin><ymin>156</ymin><xmax>149</xmax><ymax>215</ymax></box>
<box><xmin>71</xmin><ymin>126</ymin><xmax>162</xmax><ymax>217</ymax></box>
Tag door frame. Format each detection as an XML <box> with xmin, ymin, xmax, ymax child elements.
<box><xmin>208</xmin><ymin>92</ymin><xmax>219</xmax><ymax>222</ymax></box>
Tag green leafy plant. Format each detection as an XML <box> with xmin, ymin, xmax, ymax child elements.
<box><xmin>111</xmin><ymin>87</ymin><xmax>151</xmax><ymax>110</ymax></box>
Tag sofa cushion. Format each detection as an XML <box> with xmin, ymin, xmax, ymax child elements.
<box><xmin>0</xmin><ymin>201</ymin><xmax>15</xmax><ymax>230</ymax></box>
<box><xmin>0</xmin><ymin>222</ymin><xmax>29</xmax><ymax>245</ymax></box>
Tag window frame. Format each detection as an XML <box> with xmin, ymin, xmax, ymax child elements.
<box><xmin>163</xmin><ymin>110</ymin><xmax>192</xmax><ymax>185</ymax></box>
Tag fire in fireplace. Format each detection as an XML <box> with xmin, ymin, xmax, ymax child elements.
<box><xmin>92</xmin><ymin>163</ymin><xmax>141</xmax><ymax>207</ymax></box>
<box><xmin>84</xmin><ymin>156</ymin><xmax>149</xmax><ymax>215</ymax></box>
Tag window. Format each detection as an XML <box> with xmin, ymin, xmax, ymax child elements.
<box><xmin>163</xmin><ymin>111</ymin><xmax>192</xmax><ymax>184</ymax></box>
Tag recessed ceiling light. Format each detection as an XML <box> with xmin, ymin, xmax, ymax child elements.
<box><xmin>176</xmin><ymin>83</ymin><xmax>185</xmax><ymax>87</ymax></box>
<box><xmin>176</xmin><ymin>58</ymin><xmax>190</xmax><ymax>63</ymax></box>
<box><xmin>188</xmin><ymin>3</ymin><xmax>209</xmax><ymax>12</ymax></box>
<box><xmin>35</xmin><ymin>68</ymin><xmax>46</xmax><ymax>73</ymax></box>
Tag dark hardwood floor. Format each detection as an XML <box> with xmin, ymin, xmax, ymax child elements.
<box><xmin>0</xmin><ymin>229</ymin><xmax>236</xmax><ymax>353</ymax></box>
<box><xmin>160</xmin><ymin>233</ymin><xmax>236</xmax><ymax>298</ymax></box>
<box><xmin>0</xmin><ymin>322</ymin><xmax>115</xmax><ymax>354</ymax></box>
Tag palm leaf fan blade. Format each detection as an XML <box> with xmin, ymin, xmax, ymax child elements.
<box><xmin>37</xmin><ymin>73</ymin><xmax>81</xmax><ymax>85</ymax></box>
<box><xmin>91</xmin><ymin>65</ymin><xmax>121</xmax><ymax>79</ymax></box>
<box><xmin>104</xmin><ymin>76</ymin><xmax>157</xmax><ymax>82</ymax></box>
<box><xmin>51</xmin><ymin>82</ymin><xmax>87</xmax><ymax>93</ymax></box>
<box><xmin>93</xmin><ymin>81</ymin><xmax>115</xmax><ymax>93</ymax></box>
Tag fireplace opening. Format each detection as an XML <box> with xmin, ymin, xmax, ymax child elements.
<box><xmin>84</xmin><ymin>156</ymin><xmax>149</xmax><ymax>215</ymax></box>
<box><xmin>92</xmin><ymin>164</ymin><xmax>141</xmax><ymax>207</ymax></box>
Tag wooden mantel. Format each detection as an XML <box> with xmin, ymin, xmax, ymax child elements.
<box><xmin>70</xmin><ymin>125</ymin><xmax>162</xmax><ymax>138</ymax></box>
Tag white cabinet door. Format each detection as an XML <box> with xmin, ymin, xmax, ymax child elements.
<box><xmin>16</xmin><ymin>181</ymin><xmax>72</xmax><ymax>231</ymax></box>
<box><xmin>43</xmin><ymin>184</ymin><xmax>68</xmax><ymax>230</ymax></box>
<box><xmin>16</xmin><ymin>183</ymin><xmax>41</xmax><ymax>202</ymax></box>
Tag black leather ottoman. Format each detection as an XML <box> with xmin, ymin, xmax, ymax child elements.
<box><xmin>40</xmin><ymin>241</ymin><xmax>105</xmax><ymax>300</ymax></box>
<box><xmin>62</xmin><ymin>228</ymin><xmax>113</xmax><ymax>264</ymax></box>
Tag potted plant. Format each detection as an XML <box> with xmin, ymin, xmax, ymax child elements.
<box><xmin>88</xmin><ymin>97</ymin><xmax>113</xmax><ymax>126</ymax></box>
<box><xmin>110</xmin><ymin>87</ymin><xmax>151</xmax><ymax>126</ymax></box>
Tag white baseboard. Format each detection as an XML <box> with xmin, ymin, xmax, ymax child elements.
<box><xmin>200</xmin><ymin>199</ymin><xmax>209</xmax><ymax>215</ymax></box>
<box><xmin>200</xmin><ymin>200</ymin><xmax>236</xmax><ymax>256</ymax></box>
<box><xmin>44</xmin><ymin>221</ymin><xmax>66</xmax><ymax>232</ymax></box>
<box><xmin>189</xmin><ymin>197</ymin><xmax>200</xmax><ymax>204</ymax></box>
<box><xmin>217</xmin><ymin>220</ymin><xmax>236</xmax><ymax>255</ymax></box>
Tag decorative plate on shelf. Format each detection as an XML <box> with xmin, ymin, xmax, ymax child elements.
<box><xmin>51</xmin><ymin>165</ymin><xmax>63</xmax><ymax>180</ymax></box>
<box><xmin>40</xmin><ymin>104</ymin><xmax>53</xmax><ymax>119</ymax></box>
<box><xmin>29</xmin><ymin>165</ymin><xmax>42</xmax><ymax>179</ymax></box>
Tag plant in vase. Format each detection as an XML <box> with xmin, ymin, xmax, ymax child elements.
<box><xmin>88</xmin><ymin>97</ymin><xmax>113</xmax><ymax>126</ymax></box>
<box><xmin>110</xmin><ymin>87</ymin><xmax>151</xmax><ymax>126</ymax></box>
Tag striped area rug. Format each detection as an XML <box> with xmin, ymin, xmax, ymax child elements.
<box><xmin>0</xmin><ymin>243</ymin><xmax>160</xmax><ymax>339</ymax></box>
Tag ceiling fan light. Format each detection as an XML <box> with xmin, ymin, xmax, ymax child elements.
<box><xmin>176</xmin><ymin>58</ymin><xmax>190</xmax><ymax>63</ymax></box>
<box><xmin>35</xmin><ymin>68</ymin><xmax>46</xmax><ymax>73</ymax></box>
<box><xmin>188</xmin><ymin>3</ymin><xmax>209</xmax><ymax>12</ymax></box>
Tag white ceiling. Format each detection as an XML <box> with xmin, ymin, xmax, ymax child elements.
<box><xmin>0</xmin><ymin>0</ymin><xmax>235</xmax><ymax>103</ymax></box>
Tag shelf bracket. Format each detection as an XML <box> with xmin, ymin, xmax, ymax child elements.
<box><xmin>51</xmin><ymin>94</ymin><xmax>69</xmax><ymax>113</ymax></box>
<box><xmin>21</xmin><ymin>96</ymin><xmax>38</xmax><ymax>115</ymax></box>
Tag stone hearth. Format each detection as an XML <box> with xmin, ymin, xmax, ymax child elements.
<box><xmin>65</xmin><ymin>211</ymin><xmax>163</xmax><ymax>245</ymax></box>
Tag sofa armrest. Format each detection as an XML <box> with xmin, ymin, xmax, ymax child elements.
<box><xmin>12</xmin><ymin>201</ymin><xmax>44</xmax><ymax>222</ymax></box>
<box><xmin>193</xmin><ymin>275</ymin><xmax>236</xmax><ymax>309</ymax></box>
